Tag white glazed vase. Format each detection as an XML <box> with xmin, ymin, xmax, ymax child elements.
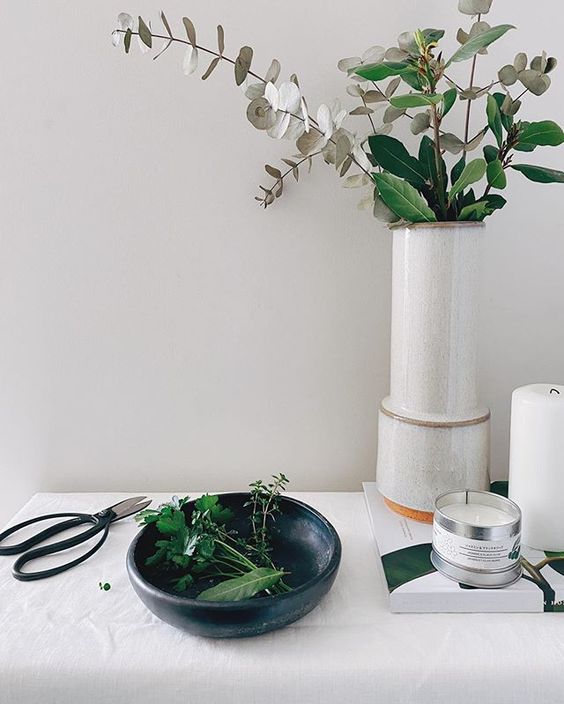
<box><xmin>376</xmin><ymin>222</ymin><xmax>490</xmax><ymax>522</ymax></box>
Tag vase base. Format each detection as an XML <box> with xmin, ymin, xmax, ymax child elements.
<box><xmin>383</xmin><ymin>496</ymin><xmax>434</xmax><ymax>524</ymax></box>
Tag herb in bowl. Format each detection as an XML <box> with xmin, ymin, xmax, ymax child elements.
<box><xmin>135</xmin><ymin>475</ymin><xmax>291</xmax><ymax>601</ymax></box>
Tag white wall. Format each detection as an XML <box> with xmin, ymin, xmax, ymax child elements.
<box><xmin>1</xmin><ymin>0</ymin><xmax>563</xmax><ymax>523</ymax></box>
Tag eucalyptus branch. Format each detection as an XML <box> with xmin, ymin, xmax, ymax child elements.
<box><xmin>257</xmin><ymin>152</ymin><xmax>321</xmax><ymax>207</ymax></box>
<box><xmin>115</xmin><ymin>28</ymin><xmax>267</xmax><ymax>84</ymax></box>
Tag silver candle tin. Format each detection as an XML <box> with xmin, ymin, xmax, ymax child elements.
<box><xmin>431</xmin><ymin>490</ymin><xmax>522</xmax><ymax>589</ymax></box>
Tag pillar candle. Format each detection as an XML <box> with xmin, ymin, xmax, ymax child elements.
<box><xmin>509</xmin><ymin>383</ymin><xmax>564</xmax><ymax>550</ymax></box>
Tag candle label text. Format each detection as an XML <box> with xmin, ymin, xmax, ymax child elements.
<box><xmin>433</xmin><ymin>522</ymin><xmax>520</xmax><ymax>570</ymax></box>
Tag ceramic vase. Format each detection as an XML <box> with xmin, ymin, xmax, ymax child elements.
<box><xmin>376</xmin><ymin>222</ymin><xmax>490</xmax><ymax>522</ymax></box>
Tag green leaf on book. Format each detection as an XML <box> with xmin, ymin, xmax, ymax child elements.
<box><xmin>381</xmin><ymin>543</ymin><xmax>435</xmax><ymax>592</ymax></box>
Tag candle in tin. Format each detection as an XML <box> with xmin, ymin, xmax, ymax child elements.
<box><xmin>431</xmin><ymin>490</ymin><xmax>522</xmax><ymax>589</ymax></box>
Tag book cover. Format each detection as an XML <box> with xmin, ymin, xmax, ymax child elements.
<box><xmin>363</xmin><ymin>482</ymin><xmax>564</xmax><ymax>613</ymax></box>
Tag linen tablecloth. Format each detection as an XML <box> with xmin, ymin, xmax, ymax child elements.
<box><xmin>1</xmin><ymin>492</ymin><xmax>564</xmax><ymax>704</ymax></box>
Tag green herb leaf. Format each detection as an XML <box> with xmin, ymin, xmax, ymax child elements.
<box><xmin>389</xmin><ymin>93</ymin><xmax>443</xmax><ymax>108</ymax></box>
<box><xmin>449</xmin><ymin>158</ymin><xmax>487</xmax><ymax>200</ymax></box>
<box><xmin>441</xmin><ymin>88</ymin><xmax>457</xmax><ymax>118</ymax></box>
<box><xmin>445</xmin><ymin>25</ymin><xmax>515</xmax><ymax>68</ymax></box>
<box><xmin>510</xmin><ymin>164</ymin><xmax>564</xmax><ymax>183</ymax></box>
<box><xmin>486</xmin><ymin>159</ymin><xmax>507</xmax><ymax>189</ymax></box>
<box><xmin>157</xmin><ymin>509</ymin><xmax>185</xmax><ymax>536</ymax></box>
<box><xmin>458</xmin><ymin>201</ymin><xmax>490</xmax><ymax>221</ymax></box>
<box><xmin>138</xmin><ymin>17</ymin><xmax>152</xmax><ymax>48</ymax></box>
<box><xmin>374</xmin><ymin>173</ymin><xmax>437</xmax><ymax>223</ymax></box>
<box><xmin>197</xmin><ymin>568</ymin><xmax>285</xmax><ymax>602</ymax></box>
<box><xmin>483</xmin><ymin>145</ymin><xmax>499</xmax><ymax>163</ymax></box>
<box><xmin>368</xmin><ymin>135</ymin><xmax>427</xmax><ymax>187</ymax></box>
<box><xmin>353</xmin><ymin>62</ymin><xmax>409</xmax><ymax>82</ymax></box>
<box><xmin>518</xmin><ymin>120</ymin><xmax>564</xmax><ymax>147</ymax></box>
<box><xmin>450</xmin><ymin>155</ymin><xmax>466</xmax><ymax>187</ymax></box>
<box><xmin>419</xmin><ymin>135</ymin><xmax>447</xmax><ymax>196</ymax></box>
<box><xmin>486</xmin><ymin>94</ymin><xmax>503</xmax><ymax>147</ymax></box>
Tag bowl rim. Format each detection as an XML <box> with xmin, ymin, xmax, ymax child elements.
<box><xmin>127</xmin><ymin>493</ymin><xmax>342</xmax><ymax>610</ymax></box>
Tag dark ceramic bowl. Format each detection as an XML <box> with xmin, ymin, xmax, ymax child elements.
<box><xmin>127</xmin><ymin>493</ymin><xmax>341</xmax><ymax>638</ymax></box>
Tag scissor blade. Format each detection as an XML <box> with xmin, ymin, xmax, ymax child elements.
<box><xmin>107</xmin><ymin>496</ymin><xmax>151</xmax><ymax>521</ymax></box>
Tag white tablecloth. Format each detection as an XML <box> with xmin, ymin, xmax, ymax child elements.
<box><xmin>1</xmin><ymin>492</ymin><xmax>564</xmax><ymax>704</ymax></box>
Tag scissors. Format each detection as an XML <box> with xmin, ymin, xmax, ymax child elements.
<box><xmin>0</xmin><ymin>496</ymin><xmax>151</xmax><ymax>582</ymax></box>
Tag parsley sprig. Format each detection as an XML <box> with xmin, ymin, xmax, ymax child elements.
<box><xmin>136</xmin><ymin>475</ymin><xmax>291</xmax><ymax>600</ymax></box>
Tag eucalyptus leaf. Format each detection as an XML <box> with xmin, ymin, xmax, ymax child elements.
<box><xmin>362</xmin><ymin>45</ymin><xmax>386</xmax><ymax>63</ymax></box>
<box><xmin>486</xmin><ymin>159</ymin><xmax>507</xmax><ymax>189</ymax></box>
<box><xmin>389</xmin><ymin>93</ymin><xmax>443</xmax><ymax>108</ymax></box>
<box><xmin>343</xmin><ymin>174</ymin><xmax>372</xmax><ymax>188</ymax></box>
<box><xmin>295</xmin><ymin>130</ymin><xmax>322</xmax><ymax>155</ymax></box>
<box><xmin>197</xmin><ymin>568</ymin><xmax>285</xmax><ymax>602</ymax></box>
<box><xmin>235</xmin><ymin>46</ymin><xmax>253</xmax><ymax>86</ymax></box>
<box><xmin>353</xmin><ymin>61</ymin><xmax>409</xmax><ymax>81</ymax></box>
<box><xmin>519</xmin><ymin>121</ymin><xmax>564</xmax><ymax>147</ymax></box>
<box><xmin>182</xmin><ymin>46</ymin><xmax>198</xmax><ymax>75</ymax></box>
<box><xmin>124</xmin><ymin>28</ymin><xmax>132</xmax><ymax>53</ymax></box>
<box><xmin>449</xmin><ymin>158</ymin><xmax>487</xmax><ymax>200</ymax></box>
<box><xmin>441</xmin><ymin>88</ymin><xmax>457</xmax><ymax>118</ymax></box>
<box><xmin>410</xmin><ymin>111</ymin><xmax>431</xmax><ymax>135</ymax></box>
<box><xmin>383</xmin><ymin>106</ymin><xmax>406</xmax><ymax>123</ymax></box>
<box><xmin>440</xmin><ymin>133</ymin><xmax>465</xmax><ymax>155</ymax></box>
<box><xmin>160</xmin><ymin>11</ymin><xmax>173</xmax><ymax>38</ymax></box>
<box><xmin>514</xmin><ymin>52</ymin><xmax>528</xmax><ymax>72</ymax></box>
<box><xmin>247</xmin><ymin>97</ymin><xmax>275</xmax><ymax>130</ymax></box>
<box><xmin>201</xmin><ymin>56</ymin><xmax>220</xmax><ymax>80</ymax></box>
<box><xmin>498</xmin><ymin>65</ymin><xmax>518</xmax><ymax>86</ymax></box>
<box><xmin>265</xmin><ymin>59</ymin><xmax>281</xmax><ymax>84</ymax></box>
<box><xmin>445</xmin><ymin>25</ymin><xmax>515</xmax><ymax>67</ymax></box>
<box><xmin>458</xmin><ymin>0</ymin><xmax>493</xmax><ymax>14</ymax></box>
<box><xmin>510</xmin><ymin>164</ymin><xmax>564</xmax><ymax>183</ymax></box>
<box><xmin>182</xmin><ymin>17</ymin><xmax>196</xmax><ymax>47</ymax></box>
<box><xmin>374</xmin><ymin>172</ymin><xmax>437</xmax><ymax>223</ymax></box>
<box><xmin>486</xmin><ymin>94</ymin><xmax>503</xmax><ymax>147</ymax></box>
<box><xmin>138</xmin><ymin>16</ymin><xmax>152</xmax><ymax>48</ymax></box>
<box><xmin>465</xmin><ymin>127</ymin><xmax>487</xmax><ymax>152</ymax></box>
<box><xmin>385</xmin><ymin>77</ymin><xmax>401</xmax><ymax>98</ymax></box>
<box><xmin>212</xmin><ymin>25</ymin><xmax>224</xmax><ymax>55</ymax></box>
<box><xmin>531</xmin><ymin>53</ymin><xmax>547</xmax><ymax>73</ymax></box>
<box><xmin>368</xmin><ymin>135</ymin><xmax>427</xmax><ymax>186</ymax></box>
<box><xmin>385</xmin><ymin>48</ymin><xmax>409</xmax><ymax>62</ymax></box>
<box><xmin>363</xmin><ymin>90</ymin><xmax>387</xmax><ymax>103</ymax></box>
<box><xmin>335</xmin><ymin>134</ymin><xmax>351</xmax><ymax>169</ymax></box>
<box><xmin>338</xmin><ymin>56</ymin><xmax>362</xmax><ymax>72</ymax></box>
<box><xmin>373</xmin><ymin>193</ymin><xmax>401</xmax><ymax>223</ymax></box>
<box><xmin>349</xmin><ymin>106</ymin><xmax>374</xmax><ymax>116</ymax></box>
<box><xmin>519</xmin><ymin>70</ymin><xmax>551</xmax><ymax>96</ymax></box>
<box><xmin>545</xmin><ymin>57</ymin><xmax>558</xmax><ymax>74</ymax></box>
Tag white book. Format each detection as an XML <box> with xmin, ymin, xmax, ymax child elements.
<box><xmin>363</xmin><ymin>482</ymin><xmax>564</xmax><ymax>613</ymax></box>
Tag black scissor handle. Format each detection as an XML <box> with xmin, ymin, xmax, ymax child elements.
<box><xmin>11</xmin><ymin>513</ymin><xmax>113</xmax><ymax>582</ymax></box>
<box><xmin>0</xmin><ymin>513</ymin><xmax>93</xmax><ymax>555</ymax></box>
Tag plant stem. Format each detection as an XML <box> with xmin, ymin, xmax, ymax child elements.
<box><xmin>463</xmin><ymin>14</ymin><xmax>481</xmax><ymax>146</ymax></box>
<box><xmin>431</xmin><ymin>103</ymin><xmax>447</xmax><ymax>219</ymax></box>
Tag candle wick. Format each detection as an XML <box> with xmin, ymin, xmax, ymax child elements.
<box><xmin>550</xmin><ymin>388</ymin><xmax>561</xmax><ymax>395</ymax></box>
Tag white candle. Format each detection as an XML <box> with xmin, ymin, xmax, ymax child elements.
<box><xmin>509</xmin><ymin>383</ymin><xmax>564</xmax><ymax>550</ymax></box>
<box><xmin>441</xmin><ymin>502</ymin><xmax>513</xmax><ymax>526</ymax></box>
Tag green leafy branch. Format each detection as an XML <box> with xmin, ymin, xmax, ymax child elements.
<box><xmin>113</xmin><ymin>1</ymin><xmax>564</xmax><ymax>224</ymax></box>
